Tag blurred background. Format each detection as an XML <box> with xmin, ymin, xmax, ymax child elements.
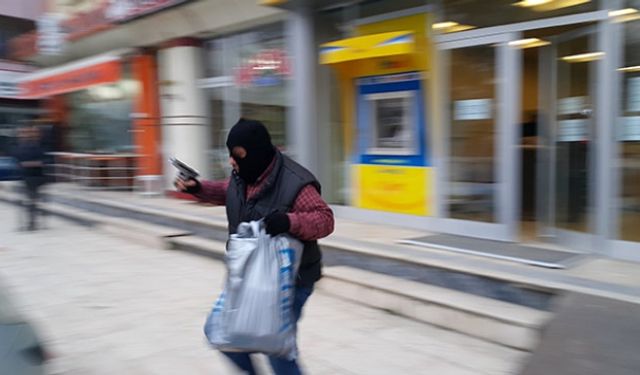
<box><xmin>1</xmin><ymin>1</ymin><xmax>640</xmax><ymax>374</ymax></box>
<box><xmin>1</xmin><ymin>0</ymin><xmax>640</xmax><ymax>251</ymax></box>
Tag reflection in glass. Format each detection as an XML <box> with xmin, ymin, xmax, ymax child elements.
<box><xmin>554</xmin><ymin>35</ymin><xmax>593</xmax><ymax>233</ymax></box>
<box><xmin>66</xmin><ymin>85</ymin><xmax>134</xmax><ymax>154</ymax></box>
<box><xmin>618</xmin><ymin>10</ymin><xmax>640</xmax><ymax>241</ymax></box>
<box><xmin>447</xmin><ymin>46</ymin><xmax>496</xmax><ymax>222</ymax></box>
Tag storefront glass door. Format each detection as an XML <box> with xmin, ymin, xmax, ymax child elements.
<box><xmin>439</xmin><ymin>33</ymin><xmax>521</xmax><ymax>241</ymax></box>
<box><xmin>538</xmin><ymin>26</ymin><xmax>598</xmax><ymax>250</ymax></box>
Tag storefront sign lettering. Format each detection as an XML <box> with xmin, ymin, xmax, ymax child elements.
<box><xmin>37</xmin><ymin>13</ymin><xmax>66</xmax><ymax>55</ymax></box>
<box><xmin>61</xmin><ymin>3</ymin><xmax>114</xmax><ymax>41</ymax></box>
<box><xmin>19</xmin><ymin>60</ymin><xmax>121</xmax><ymax>99</ymax></box>
<box><xmin>359</xmin><ymin>72</ymin><xmax>421</xmax><ymax>85</ymax></box>
<box><xmin>235</xmin><ymin>49</ymin><xmax>291</xmax><ymax>87</ymax></box>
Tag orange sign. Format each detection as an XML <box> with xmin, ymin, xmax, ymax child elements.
<box><xmin>8</xmin><ymin>31</ymin><xmax>38</xmax><ymax>61</ymax></box>
<box><xmin>20</xmin><ymin>60</ymin><xmax>121</xmax><ymax>99</ymax></box>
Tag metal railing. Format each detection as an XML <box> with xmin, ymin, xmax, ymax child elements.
<box><xmin>46</xmin><ymin>152</ymin><xmax>140</xmax><ymax>191</ymax></box>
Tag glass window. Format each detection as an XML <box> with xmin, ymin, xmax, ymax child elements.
<box><xmin>204</xmin><ymin>23</ymin><xmax>290</xmax><ymax>153</ymax></box>
<box><xmin>437</xmin><ymin>0</ymin><xmax>597</xmax><ymax>35</ymax></box>
<box><xmin>447</xmin><ymin>45</ymin><xmax>496</xmax><ymax>223</ymax></box>
<box><xmin>65</xmin><ymin>63</ymin><xmax>136</xmax><ymax>154</ymax></box>
<box><xmin>204</xmin><ymin>38</ymin><xmax>225</xmax><ymax>77</ymax></box>
<box><xmin>235</xmin><ymin>25</ymin><xmax>289</xmax><ymax>149</ymax></box>
<box><xmin>617</xmin><ymin>1</ymin><xmax>640</xmax><ymax>242</ymax></box>
<box><xmin>66</xmin><ymin>88</ymin><xmax>134</xmax><ymax>153</ymax></box>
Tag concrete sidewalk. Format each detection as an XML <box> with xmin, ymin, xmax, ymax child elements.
<box><xmin>8</xmin><ymin>182</ymin><xmax>638</xmax><ymax>305</ymax></box>
<box><xmin>0</xmin><ymin>202</ymin><xmax>526</xmax><ymax>375</ymax></box>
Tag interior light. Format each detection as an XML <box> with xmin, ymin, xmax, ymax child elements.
<box><xmin>433</xmin><ymin>21</ymin><xmax>459</xmax><ymax>30</ymax></box>
<box><xmin>513</xmin><ymin>0</ymin><xmax>552</xmax><ymax>7</ymax></box>
<box><xmin>560</xmin><ymin>52</ymin><xmax>604</xmax><ymax>63</ymax></box>
<box><xmin>618</xmin><ymin>65</ymin><xmax>640</xmax><ymax>73</ymax></box>
<box><xmin>609</xmin><ymin>8</ymin><xmax>638</xmax><ymax>18</ymax></box>
<box><xmin>446</xmin><ymin>24</ymin><xmax>476</xmax><ymax>33</ymax></box>
<box><xmin>508</xmin><ymin>38</ymin><xmax>551</xmax><ymax>48</ymax></box>
<box><xmin>515</xmin><ymin>0</ymin><xmax>591</xmax><ymax>11</ymax></box>
<box><xmin>432</xmin><ymin>21</ymin><xmax>476</xmax><ymax>33</ymax></box>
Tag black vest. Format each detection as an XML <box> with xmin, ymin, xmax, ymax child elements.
<box><xmin>226</xmin><ymin>151</ymin><xmax>323</xmax><ymax>287</ymax></box>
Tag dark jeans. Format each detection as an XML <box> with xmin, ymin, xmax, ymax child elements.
<box><xmin>221</xmin><ymin>286</ymin><xmax>314</xmax><ymax>375</ymax></box>
<box><xmin>21</xmin><ymin>180</ymin><xmax>42</xmax><ymax>231</ymax></box>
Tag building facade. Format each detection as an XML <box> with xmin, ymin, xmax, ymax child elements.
<box><xmin>9</xmin><ymin>0</ymin><xmax>640</xmax><ymax>261</ymax></box>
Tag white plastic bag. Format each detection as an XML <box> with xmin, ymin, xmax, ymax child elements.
<box><xmin>204</xmin><ymin>221</ymin><xmax>303</xmax><ymax>360</ymax></box>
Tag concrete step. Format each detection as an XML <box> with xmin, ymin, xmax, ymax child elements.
<box><xmin>165</xmin><ymin>235</ymin><xmax>226</xmax><ymax>260</ymax></box>
<box><xmin>47</xmin><ymin>190</ymin><xmax>230</xmax><ymax>242</ymax></box>
<box><xmin>36</xmin><ymin>199</ymin><xmax>192</xmax><ymax>249</ymax></box>
<box><xmin>97</xmin><ymin>216</ymin><xmax>192</xmax><ymax>249</ymax></box>
<box><xmin>317</xmin><ymin>265</ymin><xmax>551</xmax><ymax>351</ymax></box>
<box><xmin>164</xmin><ymin>233</ymin><xmax>550</xmax><ymax>351</ymax></box>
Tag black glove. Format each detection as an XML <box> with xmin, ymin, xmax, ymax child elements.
<box><xmin>264</xmin><ymin>212</ymin><xmax>290</xmax><ymax>236</ymax></box>
<box><xmin>174</xmin><ymin>178</ymin><xmax>201</xmax><ymax>194</ymax></box>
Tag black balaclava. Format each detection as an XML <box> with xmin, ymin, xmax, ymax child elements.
<box><xmin>226</xmin><ymin>118</ymin><xmax>276</xmax><ymax>184</ymax></box>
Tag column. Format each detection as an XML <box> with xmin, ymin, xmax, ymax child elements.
<box><xmin>286</xmin><ymin>2</ymin><xmax>319</xmax><ymax>176</ymax></box>
<box><xmin>131</xmin><ymin>52</ymin><xmax>161</xmax><ymax>177</ymax></box>
<box><xmin>158</xmin><ymin>38</ymin><xmax>211</xmax><ymax>189</ymax></box>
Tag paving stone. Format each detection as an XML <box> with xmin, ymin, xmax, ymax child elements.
<box><xmin>0</xmin><ymin>202</ymin><xmax>525</xmax><ymax>374</ymax></box>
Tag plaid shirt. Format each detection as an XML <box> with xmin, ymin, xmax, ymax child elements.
<box><xmin>195</xmin><ymin>159</ymin><xmax>334</xmax><ymax>241</ymax></box>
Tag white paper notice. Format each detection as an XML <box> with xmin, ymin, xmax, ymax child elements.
<box><xmin>454</xmin><ymin>99</ymin><xmax>492</xmax><ymax>121</ymax></box>
<box><xmin>558</xmin><ymin>119</ymin><xmax>588</xmax><ymax>142</ymax></box>
<box><xmin>628</xmin><ymin>77</ymin><xmax>640</xmax><ymax>112</ymax></box>
<box><xmin>558</xmin><ymin>96</ymin><xmax>586</xmax><ymax>115</ymax></box>
<box><xmin>619</xmin><ymin>117</ymin><xmax>640</xmax><ymax>141</ymax></box>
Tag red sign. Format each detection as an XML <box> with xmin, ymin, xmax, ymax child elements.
<box><xmin>107</xmin><ymin>0</ymin><xmax>193</xmax><ymax>23</ymax></box>
<box><xmin>62</xmin><ymin>2</ymin><xmax>114</xmax><ymax>41</ymax></box>
<box><xmin>235</xmin><ymin>49</ymin><xmax>291</xmax><ymax>87</ymax></box>
<box><xmin>8</xmin><ymin>31</ymin><xmax>38</xmax><ymax>61</ymax></box>
<box><xmin>9</xmin><ymin>0</ymin><xmax>193</xmax><ymax>59</ymax></box>
<box><xmin>20</xmin><ymin>60</ymin><xmax>121</xmax><ymax>99</ymax></box>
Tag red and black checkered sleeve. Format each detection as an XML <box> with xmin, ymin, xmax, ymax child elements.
<box><xmin>288</xmin><ymin>184</ymin><xmax>335</xmax><ymax>241</ymax></box>
<box><xmin>194</xmin><ymin>178</ymin><xmax>229</xmax><ymax>205</ymax></box>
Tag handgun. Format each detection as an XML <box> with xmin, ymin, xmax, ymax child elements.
<box><xmin>169</xmin><ymin>157</ymin><xmax>200</xmax><ymax>181</ymax></box>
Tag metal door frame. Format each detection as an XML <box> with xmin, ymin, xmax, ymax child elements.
<box><xmin>436</xmin><ymin>32</ymin><xmax>522</xmax><ymax>241</ymax></box>
<box><xmin>606</xmin><ymin>1</ymin><xmax>640</xmax><ymax>261</ymax></box>
<box><xmin>537</xmin><ymin>25</ymin><xmax>600</xmax><ymax>252</ymax></box>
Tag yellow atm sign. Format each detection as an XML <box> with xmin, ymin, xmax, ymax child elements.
<box><xmin>320</xmin><ymin>31</ymin><xmax>415</xmax><ymax>65</ymax></box>
<box><xmin>354</xmin><ymin>165</ymin><xmax>433</xmax><ymax>216</ymax></box>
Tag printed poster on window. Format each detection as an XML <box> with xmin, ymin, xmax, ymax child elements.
<box><xmin>628</xmin><ymin>77</ymin><xmax>640</xmax><ymax>112</ymax></box>
<box><xmin>454</xmin><ymin>99</ymin><xmax>492</xmax><ymax>121</ymax></box>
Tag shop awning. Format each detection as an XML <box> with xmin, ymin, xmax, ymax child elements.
<box><xmin>17</xmin><ymin>50</ymin><xmax>131</xmax><ymax>99</ymax></box>
<box><xmin>319</xmin><ymin>31</ymin><xmax>415</xmax><ymax>65</ymax></box>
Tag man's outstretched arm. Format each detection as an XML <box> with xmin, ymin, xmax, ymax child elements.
<box><xmin>178</xmin><ymin>178</ymin><xmax>229</xmax><ymax>205</ymax></box>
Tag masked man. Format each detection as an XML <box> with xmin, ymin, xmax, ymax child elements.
<box><xmin>175</xmin><ymin>118</ymin><xmax>334</xmax><ymax>375</ymax></box>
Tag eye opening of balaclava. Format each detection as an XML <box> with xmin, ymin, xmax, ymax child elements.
<box><xmin>226</xmin><ymin>118</ymin><xmax>276</xmax><ymax>184</ymax></box>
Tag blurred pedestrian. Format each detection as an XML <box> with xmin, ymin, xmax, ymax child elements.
<box><xmin>13</xmin><ymin>126</ymin><xmax>46</xmax><ymax>231</ymax></box>
<box><xmin>175</xmin><ymin>118</ymin><xmax>334</xmax><ymax>375</ymax></box>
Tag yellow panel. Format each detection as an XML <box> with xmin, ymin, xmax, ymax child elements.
<box><xmin>320</xmin><ymin>31</ymin><xmax>414</xmax><ymax>65</ymax></box>
<box><xmin>353</xmin><ymin>165</ymin><xmax>433</xmax><ymax>216</ymax></box>
<box><xmin>357</xmin><ymin>14</ymin><xmax>428</xmax><ymax>36</ymax></box>
<box><xmin>357</xmin><ymin>14</ymin><xmax>431</xmax><ymax>72</ymax></box>
<box><xmin>339</xmin><ymin>75</ymin><xmax>355</xmax><ymax>158</ymax></box>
